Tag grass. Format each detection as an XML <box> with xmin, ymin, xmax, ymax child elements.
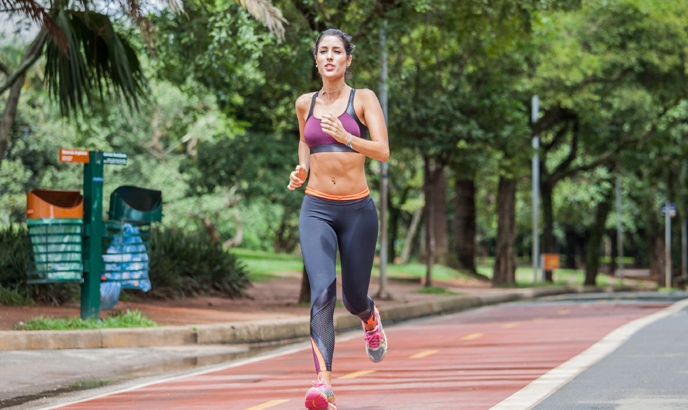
<box><xmin>0</xmin><ymin>286</ymin><xmax>35</xmax><ymax>306</ymax></box>
<box><xmin>232</xmin><ymin>248</ymin><xmax>479</xmax><ymax>284</ymax></box>
<box><xmin>14</xmin><ymin>309</ymin><xmax>158</xmax><ymax>331</ymax></box>
<box><xmin>231</xmin><ymin>248</ymin><xmax>304</xmax><ymax>282</ymax></box>
<box><xmin>233</xmin><ymin>248</ymin><xmax>626</xmax><ymax>289</ymax></box>
<box><xmin>413</xmin><ymin>286</ymin><xmax>459</xmax><ymax>295</ymax></box>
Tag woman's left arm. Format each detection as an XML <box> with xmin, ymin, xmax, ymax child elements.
<box><xmin>354</xmin><ymin>89</ymin><xmax>389</xmax><ymax>162</ymax></box>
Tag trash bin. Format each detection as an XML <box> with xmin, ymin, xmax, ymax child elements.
<box><xmin>25</xmin><ymin>189</ymin><xmax>84</xmax><ymax>284</ymax></box>
<box><xmin>101</xmin><ymin>186</ymin><xmax>162</xmax><ymax>302</ymax></box>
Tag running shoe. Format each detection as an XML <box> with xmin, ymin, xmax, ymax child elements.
<box><xmin>304</xmin><ymin>378</ymin><xmax>337</xmax><ymax>410</ymax></box>
<box><xmin>363</xmin><ymin>307</ymin><xmax>388</xmax><ymax>363</ymax></box>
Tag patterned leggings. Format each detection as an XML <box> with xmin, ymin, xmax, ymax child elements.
<box><xmin>299</xmin><ymin>194</ymin><xmax>378</xmax><ymax>373</ymax></box>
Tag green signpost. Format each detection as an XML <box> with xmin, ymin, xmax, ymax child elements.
<box><xmin>59</xmin><ymin>149</ymin><xmax>128</xmax><ymax>319</ymax></box>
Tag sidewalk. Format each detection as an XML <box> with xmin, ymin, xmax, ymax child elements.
<box><xmin>0</xmin><ymin>272</ymin><xmax>644</xmax><ymax>351</ymax></box>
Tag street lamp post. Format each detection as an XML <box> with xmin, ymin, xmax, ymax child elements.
<box><xmin>532</xmin><ymin>96</ymin><xmax>540</xmax><ymax>284</ymax></box>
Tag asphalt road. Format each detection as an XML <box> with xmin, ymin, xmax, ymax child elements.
<box><xmin>7</xmin><ymin>294</ymin><xmax>684</xmax><ymax>410</ymax></box>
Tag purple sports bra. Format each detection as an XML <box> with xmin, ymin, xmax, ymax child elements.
<box><xmin>303</xmin><ymin>88</ymin><xmax>370</xmax><ymax>153</ymax></box>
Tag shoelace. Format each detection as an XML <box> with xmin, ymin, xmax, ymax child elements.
<box><xmin>365</xmin><ymin>327</ymin><xmax>381</xmax><ymax>349</ymax></box>
<box><xmin>312</xmin><ymin>380</ymin><xmax>328</xmax><ymax>388</ymax></box>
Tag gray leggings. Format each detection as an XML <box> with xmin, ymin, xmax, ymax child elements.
<box><xmin>299</xmin><ymin>193</ymin><xmax>378</xmax><ymax>372</ymax></box>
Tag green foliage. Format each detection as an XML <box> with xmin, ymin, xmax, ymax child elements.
<box><xmin>413</xmin><ymin>287</ymin><xmax>458</xmax><ymax>296</ymax></box>
<box><xmin>0</xmin><ymin>225</ymin><xmax>29</xmax><ymax>289</ymax></box>
<box><xmin>14</xmin><ymin>309</ymin><xmax>157</xmax><ymax>330</ymax></box>
<box><xmin>232</xmin><ymin>247</ymin><xmax>303</xmax><ymax>281</ymax></box>
<box><xmin>0</xmin><ymin>286</ymin><xmax>35</xmax><ymax>306</ymax></box>
<box><xmin>147</xmin><ymin>227</ymin><xmax>251</xmax><ymax>299</ymax></box>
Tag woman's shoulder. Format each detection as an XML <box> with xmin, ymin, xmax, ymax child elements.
<box><xmin>353</xmin><ymin>88</ymin><xmax>379</xmax><ymax>102</ymax></box>
<box><xmin>294</xmin><ymin>91</ymin><xmax>315</xmax><ymax>112</ymax></box>
<box><xmin>295</xmin><ymin>91</ymin><xmax>318</xmax><ymax>110</ymax></box>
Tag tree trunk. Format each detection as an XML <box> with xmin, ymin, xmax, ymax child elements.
<box><xmin>221</xmin><ymin>212</ymin><xmax>243</xmax><ymax>249</ymax></box>
<box><xmin>423</xmin><ymin>156</ymin><xmax>444</xmax><ymax>287</ymax></box>
<box><xmin>298</xmin><ymin>265</ymin><xmax>311</xmax><ymax>304</ymax></box>
<box><xmin>492</xmin><ymin>177</ymin><xmax>517</xmax><ymax>285</ymax></box>
<box><xmin>399</xmin><ymin>208</ymin><xmax>422</xmax><ymax>264</ymax></box>
<box><xmin>425</xmin><ymin>165</ymin><xmax>448</xmax><ymax>264</ymax></box>
<box><xmin>563</xmin><ymin>225</ymin><xmax>578</xmax><ymax>269</ymax></box>
<box><xmin>649</xmin><ymin>232</ymin><xmax>664</xmax><ymax>281</ymax></box>
<box><xmin>541</xmin><ymin>181</ymin><xmax>555</xmax><ymax>282</ymax></box>
<box><xmin>453</xmin><ymin>178</ymin><xmax>477</xmax><ymax>274</ymax></box>
<box><xmin>584</xmin><ymin>194</ymin><xmax>613</xmax><ymax>286</ymax></box>
<box><xmin>608</xmin><ymin>229</ymin><xmax>618</xmax><ymax>275</ymax></box>
<box><xmin>0</xmin><ymin>31</ymin><xmax>46</xmax><ymax>170</ymax></box>
<box><xmin>387</xmin><ymin>192</ymin><xmax>400</xmax><ymax>264</ymax></box>
<box><xmin>273</xmin><ymin>209</ymin><xmax>299</xmax><ymax>253</ymax></box>
<box><xmin>201</xmin><ymin>217</ymin><xmax>221</xmax><ymax>245</ymax></box>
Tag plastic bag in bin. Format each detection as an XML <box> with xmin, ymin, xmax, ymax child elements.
<box><xmin>102</xmin><ymin>223</ymin><xmax>152</xmax><ymax>292</ymax></box>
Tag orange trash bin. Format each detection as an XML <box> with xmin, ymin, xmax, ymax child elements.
<box><xmin>26</xmin><ymin>189</ymin><xmax>84</xmax><ymax>219</ymax></box>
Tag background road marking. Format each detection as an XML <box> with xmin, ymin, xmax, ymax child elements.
<box><xmin>244</xmin><ymin>400</ymin><xmax>290</xmax><ymax>410</ymax></box>
<box><xmin>339</xmin><ymin>370</ymin><xmax>376</xmax><ymax>379</ymax></box>
<box><xmin>461</xmin><ymin>333</ymin><xmax>484</xmax><ymax>341</ymax></box>
<box><xmin>410</xmin><ymin>349</ymin><xmax>439</xmax><ymax>359</ymax></box>
<box><xmin>502</xmin><ymin>322</ymin><xmax>520</xmax><ymax>329</ymax></box>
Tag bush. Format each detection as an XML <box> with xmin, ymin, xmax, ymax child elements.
<box><xmin>0</xmin><ymin>225</ymin><xmax>251</xmax><ymax>304</ymax></box>
<box><xmin>146</xmin><ymin>227</ymin><xmax>251</xmax><ymax>299</ymax></box>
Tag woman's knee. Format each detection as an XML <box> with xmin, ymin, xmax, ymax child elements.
<box><xmin>342</xmin><ymin>295</ymin><xmax>373</xmax><ymax>320</ymax></box>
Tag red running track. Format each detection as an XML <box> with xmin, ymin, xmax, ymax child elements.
<box><xmin>54</xmin><ymin>300</ymin><xmax>671</xmax><ymax>410</ymax></box>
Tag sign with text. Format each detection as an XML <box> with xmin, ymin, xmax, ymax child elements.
<box><xmin>542</xmin><ymin>253</ymin><xmax>560</xmax><ymax>271</ymax></box>
<box><xmin>59</xmin><ymin>149</ymin><xmax>89</xmax><ymax>163</ymax></box>
<box><xmin>660</xmin><ymin>202</ymin><xmax>677</xmax><ymax>218</ymax></box>
<box><xmin>103</xmin><ymin>152</ymin><xmax>127</xmax><ymax>165</ymax></box>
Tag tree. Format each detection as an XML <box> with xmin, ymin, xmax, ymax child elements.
<box><xmin>0</xmin><ymin>0</ymin><xmax>286</xmax><ymax>169</ymax></box>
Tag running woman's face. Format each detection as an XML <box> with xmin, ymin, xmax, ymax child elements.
<box><xmin>315</xmin><ymin>35</ymin><xmax>352</xmax><ymax>79</ymax></box>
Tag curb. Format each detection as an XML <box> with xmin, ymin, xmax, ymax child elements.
<box><xmin>0</xmin><ymin>286</ymin><xmax>623</xmax><ymax>351</ymax></box>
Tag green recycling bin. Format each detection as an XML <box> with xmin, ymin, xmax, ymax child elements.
<box><xmin>101</xmin><ymin>186</ymin><xmax>162</xmax><ymax>292</ymax></box>
<box><xmin>25</xmin><ymin>189</ymin><xmax>84</xmax><ymax>284</ymax></box>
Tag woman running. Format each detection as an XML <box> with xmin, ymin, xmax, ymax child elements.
<box><xmin>287</xmin><ymin>28</ymin><xmax>390</xmax><ymax>410</ymax></box>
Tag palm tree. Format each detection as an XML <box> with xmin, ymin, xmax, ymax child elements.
<box><xmin>0</xmin><ymin>0</ymin><xmax>286</xmax><ymax>168</ymax></box>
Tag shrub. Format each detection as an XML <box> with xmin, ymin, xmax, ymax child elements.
<box><xmin>146</xmin><ymin>227</ymin><xmax>251</xmax><ymax>299</ymax></box>
<box><xmin>0</xmin><ymin>225</ymin><xmax>250</xmax><ymax>304</ymax></box>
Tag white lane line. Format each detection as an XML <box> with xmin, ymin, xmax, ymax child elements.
<box><xmin>490</xmin><ymin>298</ymin><xmax>688</xmax><ymax>410</ymax></box>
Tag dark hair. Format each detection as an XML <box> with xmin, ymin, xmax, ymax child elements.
<box><xmin>312</xmin><ymin>29</ymin><xmax>356</xmax><ymax>58</ymax></box>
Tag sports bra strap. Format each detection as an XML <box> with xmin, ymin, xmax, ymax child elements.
<box><xmin>306</xmin><ymin>91</ymin><xmax>319</xmax><ymax>119</ymax></box>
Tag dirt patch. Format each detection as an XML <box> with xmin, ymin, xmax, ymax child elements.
<box><xmin>0</xmin><ymin>274</ymin><xmax>495</xmax><ymax>331</ymax></box>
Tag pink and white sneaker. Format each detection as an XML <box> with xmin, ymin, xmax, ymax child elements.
<box><xmin>304</xmin><ymin>377</ymin><xmax>337</xmax><ymax>410</ymax></box>
<box><xmin>363</xmin><ymin>307</ymin><xmax>388</xmax><ymax>363</ymax></box>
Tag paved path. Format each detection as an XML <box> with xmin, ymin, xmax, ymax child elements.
<box><xmin>36</xmin><ymin>297</ymin><xmax>675</xmax><ymax>410</ymax></box>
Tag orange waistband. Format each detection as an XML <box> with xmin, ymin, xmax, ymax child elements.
<box><xmin>305</xmin><ymin>187</ymin><xmax>370</xmax><ymax>201</ymax></box>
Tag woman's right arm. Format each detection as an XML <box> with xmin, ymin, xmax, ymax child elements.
<box><xmin>287</xmin><ymin>94</ymin><xmax>311</xmax><ymax>190</ymax></box>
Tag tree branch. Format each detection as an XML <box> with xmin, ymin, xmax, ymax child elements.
<box><xmin>0</xmin><ymin>29</ymin><xmax>46</xmax><ymax>96</ymax></box>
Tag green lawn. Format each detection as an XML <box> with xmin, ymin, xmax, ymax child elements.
<box><xmin>232</xmin><ymin>248</ymin><xmax>636</xmax><ymax>289</ymax></box>
<box><xmin>14</xmin><ymin>309</ymin><xmax>157</xmax><ymax>330</ymax></box>
<box><xmin>232</xmin><ymin>248</ymin><xmax>478</xmax><ymax>283</ymax></box>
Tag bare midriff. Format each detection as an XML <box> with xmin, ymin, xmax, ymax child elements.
<box><xmin>307</xmin><ymin>151</ymin><xmax>368</xmax><ymax>196</ymax></box>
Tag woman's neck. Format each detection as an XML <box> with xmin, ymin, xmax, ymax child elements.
<box><xmin>320</xmin><ymin>82</ymin><xmax>347</xmax><ymax>103</ymax></box>
<box><xmin>321</xmin><ymin>81</ymin><xmax>346</xmax><ymax>94</ymax></box>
